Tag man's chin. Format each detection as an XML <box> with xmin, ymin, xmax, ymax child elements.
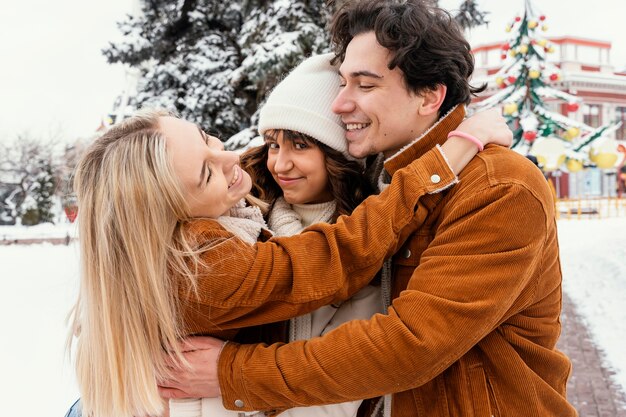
<box><xmin>347</xmin><ymin>145</ymin><xmax>370</xmax><ymax>160</ymax></box>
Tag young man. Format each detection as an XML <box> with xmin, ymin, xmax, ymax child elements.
<box><xmin>159</xmin><ymin>1</ymin><xmax>575</xmax><ymax>416</ymax></box>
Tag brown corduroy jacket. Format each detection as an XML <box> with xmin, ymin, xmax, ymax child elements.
<box><xmin>216</xmin><ymin>106</ymin><xmax>576</xmax><ymax>417</ymax></box>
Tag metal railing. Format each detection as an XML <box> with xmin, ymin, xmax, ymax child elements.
<box><xmin>556</xmin><ymin>196</ymin><xmax>626</xmax><ymax>220</ymax></box>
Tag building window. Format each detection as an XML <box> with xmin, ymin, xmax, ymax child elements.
<box><xmin>583</xmin><ymin>104</ymin><xmax>601</xmax><ymax>127</ymax></box>
<box><xmin>616</xmin><ymin>107</ymin><xmax>626</xmax><ymax>140</ymax></box>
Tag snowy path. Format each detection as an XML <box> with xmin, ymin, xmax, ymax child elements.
<box><xmin>1</xmin><ymin>217</ymin><xmax>625</xmax><ymax>417</ymax></box>
<box><xmin>558</xmin><ymin>217</ymin><xmax>626</xmax><ymax>393</ymax></box>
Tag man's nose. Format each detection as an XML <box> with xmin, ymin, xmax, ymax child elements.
<box><xmin>331</xmin><ymin>87</ymin><xmax>354</xmax><ymax>115</ymax></box>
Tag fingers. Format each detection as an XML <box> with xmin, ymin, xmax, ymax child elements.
<box><xmin>177</xmin><ymin>336</ymin><xmax>225</xmax><ymax>352</ymax></box>
<box><xmin>158</xmin><ymin>386</ymin><xmax>191</xmax><ymax>399</ymax></box>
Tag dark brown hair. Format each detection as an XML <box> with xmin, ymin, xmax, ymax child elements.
<box><xmin>240</xmin><ymin>129</ymin><xmax>374</xmax><ymax>221</ymax></box>
<box><xmin>330</xmin><ymin>0</ymin><xmax>486</xmax><ymax>116</ymax></box>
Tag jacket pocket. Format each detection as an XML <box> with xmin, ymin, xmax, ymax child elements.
<box><xmin>467</xmin><ymin>363</ymin><xmax>500</xmax><ymax>417</ymax></box>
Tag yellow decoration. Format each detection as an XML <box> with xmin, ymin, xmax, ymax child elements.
<box><xmin>564</xmin><ymin>127</ymin><xmax>580</xmax><ymax>140</ymax></box>
<box><xmin>496</xmin><ymin>76</ymin><xmax>505</xmax><ymax>86</ymax></box>
<box><xmin>505</xmin><ymin>25</ymin><xmax>512</xmax><ymax>32</ymax></box>
<box><xmin>529</xmin><ymin>70</ymin><xmax>541</xmax><ymax>79</ymax></box>
<box><xmin>503</xmin><ymin>103</ymin><xmax>518</xmax><ymax>115</ymax></box>
<box><xmin>528</xmin><ymin>20</ymin><xmax>538</xmax><ymax>29</ymax></box>
<box><xmin>519</xmin><ymin>44</ymin><xmax>529</xmax><ymax>54</ymax></box>
<box><xmin>531</xmin><ymin>138</ymin><xmax>566</xmax><ymax>172</ymax></box>
<box><xmin>566</xmin><ymin>159</ymin><xmax>584</xmax><ymax>173</ymax></box>
<box><xmin>542</xmin><ymin>24</ymin><xmax>549</xmax><ymax>31</ymax></box>
<box><xmin>547</xmin><ymin>46</ymin><xmax>555</xmax><ymax>53</ymax></box>
<box><xmin>509</xmin><ymin>49</ymin><xmax>517</xmax><ymax>57</ymax></box>
<box><xmin>589</xmin><ymin>139</ymin><xmax>620</xmax><ymax>169</ymax></box>
<box><xmin>538</xmin><ymin>39</ymin><xmax>548</xmax><ymax>47</ymax></box>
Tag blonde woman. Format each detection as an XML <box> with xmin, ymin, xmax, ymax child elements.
<box><xmin>68</xmin><ymin>105</ymin><xmax>509</xmax><ymax>417</ymax></box>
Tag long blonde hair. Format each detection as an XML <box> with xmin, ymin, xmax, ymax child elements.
<box><xmin>69</xmin><ymin>110</ymin><xmax>202</xmax><ymax>417</ymax></box>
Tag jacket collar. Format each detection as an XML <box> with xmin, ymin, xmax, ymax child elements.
<box><xmin>383</xmin><ymin>105</ymin><xmax>466</xmax><ymax>177</ymax></box>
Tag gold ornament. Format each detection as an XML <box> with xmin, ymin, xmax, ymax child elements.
<box><xmin>509</xmin><ymin>49</ymin><xmax>517</xmax><ymax>57</ymax></box>
<box><xmin>503</xmin><ymin>102</ymin><xmax>518</xmax><ymax>115</ymax></box>
<box><xmin>589</xmin><ymin>139</ymin><xmax>620</xmax><ymax>169</ymax></box>
<box><xmin>505</xmin><ymin>25</ymin><xmax>512</xmax><ymax>32</ymax></box>
<box><xmin>542</xmin><ymin>24</ymin><xmax>549</xmax><ymax>31</ymax></box>
<box><xmin>538</xmin><ymin>39</ymin><xmax>548</xmax><ymax>47</ymax></box>
<box><xmin>496</xmin><ymin>76</ymin><xmax>505</xmax><ymax>86</ymax></box>
<box><xmin>564</xmin><ymin>127</ymin><xmax>580</xmax><ymax>140</ymax></box>
<box><xmin>529</xmin><ymin>70</ymin><xmax>541</xmax><ymax>79</ymax></box>
<box><xmin>528</xmin><ymin>20</ymin><xmax>538</xmax><ymax>29</ymax></box>
<box><xmin>547</xmin><ymin>46</ymin><xmax>555</xmax><ymax>53</ymax></box>
<box><xmin>566</xmin><ymin>159</ymin><xmax>584</xmax><ymax>173</ymax></box>
<box><xmin>519</xmin><ymin>44</ymin><xmax>529</xmax><ymax>54</ymax></box>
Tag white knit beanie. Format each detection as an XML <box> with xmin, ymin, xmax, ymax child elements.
<box><xmin>258</xmin><ymin>53</ymin><xmax>350</xmax><ymax>160</ymax></box>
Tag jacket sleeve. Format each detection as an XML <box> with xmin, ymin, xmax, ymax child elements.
<box><xmin>216</xmin><ymin>167</ymin><xmax>556</xmax><ymax>411</ymax></box>
<box><xmin>180</xmin><ymin>147</ymin><xmax>456</xmax><ymax>334</ymax></box>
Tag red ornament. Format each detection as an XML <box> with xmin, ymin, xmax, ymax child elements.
<box><xmin>515</xmin><ymin>16</ymin><xmax>521</xmax><ymax>22</ymax></box>
<box><xmin>501</xmin><ymin>53</ymin><xmax>507</xmax><ymax>60</ymax></box>
<box><xmin>523</xmin><ymin>131</ymin><xmax>537</xmax><ymax>141</ymax></box>
<box><xmin>507</xmin><ymin>76</ymin><xmax>517</xmax><ymax>84</ymax></box>
<box><xmin>64</xmin><ymin>205</ymin><xmax>78</xmax><ymax>223</ymax></box>
<box><xmin>501</xmin><ymin>42</ymin><xmax>510</xmax><ymax>50</ymax></box>
<box><xmin>539</xmin><ymin>15</ymin><xmax>546</xmax><ymax>21</ymax></box>
<box><xmin>549</xmin><ymin>73</ymin><xmax>559</xmax><ymax>81</ymax></box>
<box><xmin>566</xmin><ymin>103</ymin><xmax>580</xmax><ymax>112</ymax></box>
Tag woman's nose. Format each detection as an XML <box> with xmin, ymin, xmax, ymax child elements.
<box><xmin>218</xmin><ymin>149</ymin><xmax>240</xmax><ymax>172</ymax></box>
<box><xmin>273</xmin><ymin>148</ymin><xmax>293</xmax><ymax>172</ymax></box>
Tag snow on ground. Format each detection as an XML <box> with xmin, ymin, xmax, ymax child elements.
<box><xmin>558</xmin><ymin>217</ymin><xmax>626</xmax><ymax>391</ymax></box>
<box><xmin>0</xmin><ymin>242</ymin><xmax>80</xmax><ymax>417</ymax></box>
<box><xmin>1</xmin><ymin>217</ymin><xmax>625</xmax><ymax>417</ymax></box>
<box><xmin>0</xmin><ymin>222</ymin><xmax>77</xmax><ymax>240</ymax></box>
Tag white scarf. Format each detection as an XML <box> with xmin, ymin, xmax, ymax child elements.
<box><xmin>215</xmin><ymin>199</ymin><xmax>269</xmax><ymax>244</ymax></box>
<box><xmin>268</xmin><ymin>197</ymin><xmax>336</xmax><ymax>237</ymax></box>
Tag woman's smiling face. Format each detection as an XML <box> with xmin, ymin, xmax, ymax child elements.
<box><xmin>265</xmin><ymin>130</ymin><xmax>332</xmax><ymax>205</ymax></box>
<box><xmin>161</xmin><ymin>116</ymin><xmax>252</xmax><ymax>218</ymax></box>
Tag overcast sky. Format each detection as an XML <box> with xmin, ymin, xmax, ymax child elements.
<box><xmin>0</xmin><ymin>0</ymin><xmax>624</xmax><ymax>144</ymax></box>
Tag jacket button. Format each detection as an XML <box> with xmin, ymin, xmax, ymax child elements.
<box><xmin>403</xmin><ymin>248</ymin><xmax>412</xmax><ymax>259</ymax></box>
<box><xmin>234</xmin><ymin>399</ymin><xmax>245</xmax><ymax>408</ymax></box>
<box><xmin>430</xmin><ymin>174</ymin><xmax>441</xmax><ymax>184</ymax></box>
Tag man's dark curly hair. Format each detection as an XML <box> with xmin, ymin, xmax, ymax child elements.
<box><xmin>240</xmin><ymin>129</ymin><xmax>374</xmax><ymax>221</ymax></box>
<box><xmin>330</xmin><ymin>0</ymin><xmax>486</xmax><ymax>116</ymax></box>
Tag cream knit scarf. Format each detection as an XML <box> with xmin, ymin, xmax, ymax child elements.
<box><xmin>268</xmin><ymin>196</ymin><xmax>336</xmax><ymax>342</ymax></box>
<box><xmin>215</xmin><ymin>199</ymin><xmax>269</xmax><ymax>244</ymax></box>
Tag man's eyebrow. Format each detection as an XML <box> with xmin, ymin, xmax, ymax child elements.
<box><xmin>339</xmin><ymin>69</ymin><xmax>384</xmax><ymax>79</ymax></box>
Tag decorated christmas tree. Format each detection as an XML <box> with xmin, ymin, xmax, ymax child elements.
<box><xmin>472</xmin><ymin>0</ymin><xmax>620</xmax><ymax>172</ymax></box>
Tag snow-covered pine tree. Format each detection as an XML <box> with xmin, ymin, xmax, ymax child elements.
<box><xmin>105</xmin><ymin>0</ymin><xmax>488</xmax><ymax>149</ymax></box>
<box><xmin>104</xmin><ymin>1</ymin><xmax>252</xmax><ymax>139</ymax></box>
<box><xmin>21</xmin><ymin>158</ymin><xmax>57</xmax><ymax>226</ymax></box>
<box><xmin>0</xmin><ymin>137</ymin><xmax>59</xmax><ymax>225</ymax></box>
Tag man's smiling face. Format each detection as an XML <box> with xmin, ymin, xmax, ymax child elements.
<box><xmin>331</xmin><ymin>31</ymin><xmax>433</xmax><ymax>159</ymax></box>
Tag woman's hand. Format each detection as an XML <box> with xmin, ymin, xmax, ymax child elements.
<box><xmin>158</xmin><ymin>336</ymin><xmax>225</xmax><ymax>399</ymax></box>
<box><xmin>457</xmin><ymin>108</ymin><xmax>513</xmax><ymax>148</ymax></box>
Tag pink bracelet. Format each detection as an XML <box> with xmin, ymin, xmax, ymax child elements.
<box><xmin>447</xmin><ymin>130</ymin><xmax>484</xmax><ymax>152</ymax></box>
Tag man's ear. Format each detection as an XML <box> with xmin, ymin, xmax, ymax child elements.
<box><xmin>417</xmin><ymin>84</ymin><xmax>447</xmax><ymax>116</ymax></box>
